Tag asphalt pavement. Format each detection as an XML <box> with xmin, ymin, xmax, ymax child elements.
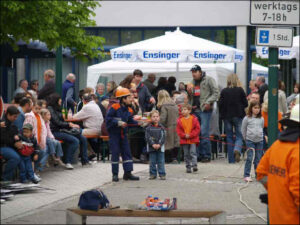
<box><xmin>1</xmin><ymin>157</ymin><xmax>267</xmax><ymax>224</ymax></box>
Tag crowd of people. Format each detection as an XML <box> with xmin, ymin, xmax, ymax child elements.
<box><xmin>1</xmin><ymin>66</ymin><xmax>299</xmax><ymax>184</ymax></box>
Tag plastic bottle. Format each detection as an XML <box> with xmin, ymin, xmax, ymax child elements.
<box><xmin>74</xmin><ymin>106</ymin><xmax>77</xmax><ymax>114</ymax></box>
<box><xmin>146</xmin><ymin>195</ymin><xmax>152</xmax><ymax>207</ymax></box>
<box><xmin>68</xmin><ymin>109</ymin><xmax>73</xmax><ymax>119</ymax></box>
<box><xmin>164</xmin><ymin>198</ymin><xmax>170</xmax><ymax>207</ymax></box>
<box><xmin>172</xmin><ymin>198</ymin><xmax>177</xmax><ymax>210</ymax></box>
<box><xmin>158</xmin><ymin>201</ymin><xmax>164</xmax><ymax>209</ymax></box>
<box><xmin>62</xmin><ymin>108</ymin><xmax>66</xmax><ymax>119</ymax></box>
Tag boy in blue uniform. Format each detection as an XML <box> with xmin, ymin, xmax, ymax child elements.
<box><xmin>106</xmin><ymin>87</ymin><xmax>140</xmax><ymax>182</ymax></box>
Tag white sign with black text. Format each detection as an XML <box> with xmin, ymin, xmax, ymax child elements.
<box><xmin>256</xmin><ymin>27</ymin><xmax>293</xmax><ymax>47</ymax></box>
<box><xmin>251</xmin><ymin>0</ymin><xmax>300</xmax><ymax>25</ymax></box>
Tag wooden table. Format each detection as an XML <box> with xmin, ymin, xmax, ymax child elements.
<box><xmin>66</xmin><ymin>208</ymin><xmax>226</xmax><ymax>224</ymax></box>
<box><xmin>64</xmin><ymin>118</ymin><xmax>82</xmax><ymax>122</ymax></box>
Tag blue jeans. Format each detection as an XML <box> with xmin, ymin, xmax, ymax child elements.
<box><xmin>78</xmin><ymin>134</ymin><xmax>89</xmax><ymax>163</ymax></box>
<box><xmin>52</xmin><ymin>132</ymin><xmax>79</xmax><ymax>164</ymax></box>
<box><xmin>19</xmin><ymin>155</ymin><xmax>34</xmax><ymax>182</ymax></box>
<box><xmin>46</xmin><ymin>137</ymin><xmax>63</xmax><ymax>157</ymax></box>
<box><xmin>244</xmin><ymin>140</ymin><xmax>263</xmax><ymax>177</ymax></box>
<box><xmin>224</xmin><ymin>117</ymin><xmax>243</xmax><ymax>163</ymax></box>
<box><xmin>0</xmin><ymin>147</ymin><xmax>21</xmax><ymax>181</ymax></box>
<box><xmin>194</xmin><ymin>110</ymin><xmax>212</xmax><ymax>159</ymax></box>
<box><xmin>34</xmin><ymin>147</ymin><xmax>49</xmax><ymax>172</ymax></box>
<box><xmin>149</xmin><ymin>151</ymin><xmax>166</xmax><ymax>177</ymax></box>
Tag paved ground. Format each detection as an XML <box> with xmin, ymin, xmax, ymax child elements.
<box><xmin>1</xmin><ymin>157</ymin><xmax>268</xmax><ymax>224</ymax></box>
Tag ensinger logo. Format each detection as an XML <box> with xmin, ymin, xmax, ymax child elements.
<box><xmin>193</xmin><ymin>51</ymin><xmax>226</xmax><ymax>60</ymax></box>
<box><xmin>261</xmin><ymin>47</ymin><xmax>291</xmax><ymax>56</ymax></box>
<box><xmin>143</xmin><ymin>51</ymin><xmax>180</xmax><ymax>60</ymax></box>
<box><xmin>113</xmin><ymin>52</ymin><xmax>132</xmax><ymax>60</ymax></box>
<box><xmin>235</xmin><ymin>54</ymin><xmax>243</xmax><ymax>61</ymax></box>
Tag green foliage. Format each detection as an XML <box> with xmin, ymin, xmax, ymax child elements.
<box><xmin>0</xmin><ymin>1</ymin><xmax>105</xmax><ymax>59</ymax></box>
<box><xmin>252</xmin><ymin>52</ymin><xmax>269</xmax><ymax>67</ymax></box>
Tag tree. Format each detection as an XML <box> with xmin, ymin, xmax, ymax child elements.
<box><xmin>0</xmin><ymin>1</ymin><xmax>105</xmax><ymax>59</ymax></box>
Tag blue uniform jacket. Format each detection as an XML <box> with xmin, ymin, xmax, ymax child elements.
<box><xmin>105</xmin><ymin>103</ymin><xmax>137</xmax><ymax>136</ymax></box>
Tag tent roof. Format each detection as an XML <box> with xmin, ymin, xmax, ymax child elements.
<box><xmin>110</xmin><ymin>28</ymin><xmax>244</xmax><ymax>63</ymax></box>
<box><xmin>87</xmin><ymin>60</ymin><xmax>267</xmax><ymax>87</ymax></box>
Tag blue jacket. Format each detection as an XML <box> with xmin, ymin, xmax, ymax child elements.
<box><xmin>13</xmin><ymin>106</ymin><xmax>25</xmax><ymax>132</ymax></box>
<box><xmin>136</xmin><ymin>82</ymin><xmax>153</xmax><ymax>113</ymax></box>
<box><xmin>62</xmin><ymin>80</ymin><xmax>75</xmax><ymax>108</ymax></box>
<box><xmin>105</xmin><ymin>103</ymin><xmax>137</xmax><ymax>136</ymax></box>
<box><xmin>145</xmin><ymin>123</ymin><xmax>166</xmax><ymax>152</ymax></box>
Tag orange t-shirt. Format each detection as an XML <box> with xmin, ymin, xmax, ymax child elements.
<box><xmin>181</xmin><ymin>116</ymin><xmax>193</xmax><ymax>144</ymax></box>
<box><xmin>261</xmin><ymin>111</ymin><xmax>283</xmax><ymax>131</ymax></box>
<box><xmin>256</xmin><ymin>138</ymin><xmax>299</xmax><ymax>224</ymax></box>
<box><xmin>34</xmin><ymin>112</ymin><xmax>42</xmax><ymax>144</ymax></box>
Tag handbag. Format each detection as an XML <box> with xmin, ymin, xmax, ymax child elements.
<box><xmin>18</xmin><ymin>144</ymin><xmax>35</xmax><ymax>156</ymax></box>
<box><xmin>60</xmin><ymin>128</ymin><xmax>81</xmax><ymax>137</ymax></box>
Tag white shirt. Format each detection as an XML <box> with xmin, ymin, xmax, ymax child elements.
<box><xmin>72</xmin><ymin>101</ymin><xmax>103</xmax><ymax>131</ymax></box>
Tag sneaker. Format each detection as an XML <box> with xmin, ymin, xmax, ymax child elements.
<box><xmin>244</xmin><ymin>177</ymin><xmax>253</xmax><ymax>182</ymax></box>
<box><xmin>159</xmin><ymin>175</ymin><xmax>166</xmax><ymax>180</ymax></box>
<box><xmin>149</xmin><ymin>175</ymin><xmax>157</xmax><ymax>180</ymax></box>
<box><xmin>65</xmin><ymin>163</ymin><xmax>74</xmax><ymax>170</ymax></box>
<box><xmin>33</xmin><ymin>173</ymin><xmax>42</xmax><ymax>182</ymax></box>
<box><xmin>234</xmin><ymin>150</ymin><xmax>241</xmax><ymax>163</ymax></box>
<box><xmin>112</xmin><ymin>175</ymin><xmax>119</xmax><ymax>182</ymax></box>
<box><xmin>186</xmin><ymin>168</ymin><xmax>192</xmax><ymax>173</ymax></box>
<box><xmin>193</xmin><ymin>167</ymin><xmax>198</xmax><ymax>172</ymax></box>
<box><xmin>31</xmin><ymin>178</ymin><xmax>39</xmax><ymax>184</ymax></box>
<box><xmin>88</xmin><ymin>154</ymin><xmax>96</xmax><ymax>161</ymax></box>
<box><xmin>82</xmin><ymin>161</ymin><xmax>93</xmax><ymax>166</ymax></box>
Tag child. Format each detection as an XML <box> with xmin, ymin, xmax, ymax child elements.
<box><xmin>242</xmin><ymin>101</ymin><xmax>264</xmax><ymax>182</ymax></box>
<box><xmin>18</xmin><ymin>123</ymin><xmax>40</xmax><ymax>184</ymax></box>
<box><xmin>38</xmin><ymin>99</ymin><xmax>47</xmax><ymax>109</ymax></box>
<box><xmin>145</xmin><ymin>110</ymin><xmax>166</xmax><ymax>180</ymax></box>
<box><xmin>24</xmin><ymin>100</ymin><xmax>48</xmax><ymax>181</ymax></box>
<box><xmin>176</xmin><ymin>104</ymin><xmax>200</xmax><ymax>173</ymax></box>
<box><xmin>40</xmin><ymin>109</ymin><xmax>65</xmax><ymax>167</ymax></box>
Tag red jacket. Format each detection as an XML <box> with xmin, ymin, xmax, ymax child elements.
<box><xmin>176</xmin><ymin>115</ymin><xmax>200</xmax><ymax>145</ymax></box>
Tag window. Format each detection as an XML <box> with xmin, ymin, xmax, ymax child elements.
<box><xmin>98</xmin><ymin>29</ymin><xmax>119</xmax><ymax>46</ymax></box>
<box><xmin>189</xmin><ymin>29</ymin><xmax>211</xmax><ymax>40</ymax></box>
<box><xmin>144</xmin><ymin>29</ymin><xmax>165</xmax><ymax>40</ymax></box>
<box><xmin>215</xmin><ymin>30</ymin><xmax>225</xmax><ymax>44</ymax></box>
<box><xmin>121</xmin><ymin>30</ymin><xmax>142</xmax><ymax>45</ymax></box>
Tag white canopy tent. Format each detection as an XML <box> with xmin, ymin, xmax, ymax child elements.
<box><xmin>256</xmin><ymin>35</ymin><xmax>299</xmax><ymax>60</ymax></box>
<box><xmin>110</xmin><ymin>28</ymin><xmax>244</xmax><ymax>68</ymax></box>
<box><xmin>87</xmin><ymin>60</ymin><xmax>267</xmax><ymax>89</ymax></box>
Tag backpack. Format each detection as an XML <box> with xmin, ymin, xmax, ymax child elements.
<box><xmin>78</xmin><ymin>189</ymin><xmax>110</xmax><ymax>211</ymax></box>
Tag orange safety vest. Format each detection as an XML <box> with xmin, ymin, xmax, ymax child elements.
<box><xmin>256</xmin><ymin>138</ymin><xmax>299</xmax><ymax>224</ymax></box>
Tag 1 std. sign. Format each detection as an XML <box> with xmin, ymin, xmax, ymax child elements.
<box><xmin>256</xmin><ymin>27</ymin><xmax>293</xmax><ymax>47</ymax></box>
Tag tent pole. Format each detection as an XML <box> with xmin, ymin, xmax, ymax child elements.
<box><xmin>176</xmin><ymin>62</ymin><xmax>179</xmax><ymax>77</ymax></box>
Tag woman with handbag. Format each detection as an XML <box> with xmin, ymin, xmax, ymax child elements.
<box><xmin>47</xmin><ymin>93</ymin><xmax>91</xmax><ymax>169</ymax></box>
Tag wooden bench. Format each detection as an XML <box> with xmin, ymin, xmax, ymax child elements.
<box><xmin>66</xmin><ymin>208</ymin><xmax>226</xmax><ymax>225</ymax></box>
<box><xmin>83</xmin><ymin>135</ymin><xmax>110</xmax><ymax>162</ymax></box>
